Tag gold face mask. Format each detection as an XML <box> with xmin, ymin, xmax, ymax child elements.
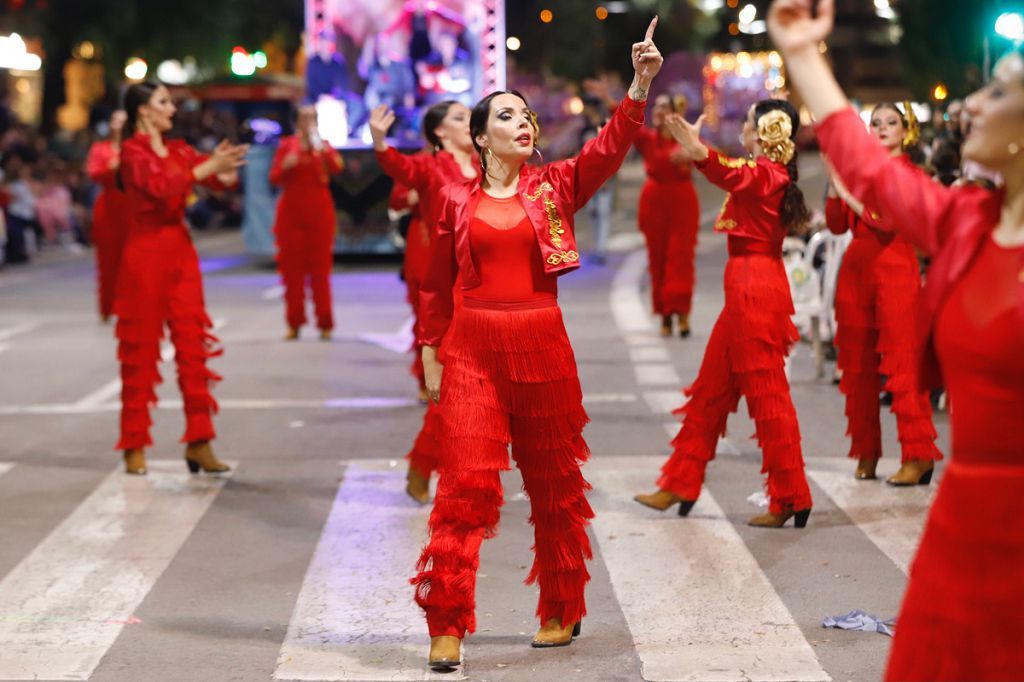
<box><xmin>757</xmin><ymin>109</ymin><xmax>795</xmax><ymax>165</ymax></box>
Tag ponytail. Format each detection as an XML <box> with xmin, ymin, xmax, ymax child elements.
<box><xmin>781</xmin><ymin>153</ymin><xmax>810</xmax><ymax>236</ymax></box>
<box><xmin>753</xmin><ymin>98</ymin><xmax>809</xmax><ymax>235</ymax></box>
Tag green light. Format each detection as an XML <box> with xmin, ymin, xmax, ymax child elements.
<box><xmin>254</xmin><ymin>50</ymin><xmax>268</xmax><ymax>69</ymax></box>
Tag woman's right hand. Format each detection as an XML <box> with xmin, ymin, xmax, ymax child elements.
<box><xmin>664</xmin><ymin>113</ymin><xmax>709</xmax><ymax>163</ymax></box>
<box><xmin>282</xmin><ymin>153</ymin><xmax>301</xmax><ymax>170</ymax></box>
<box><xmin>767</xmin><ymin>0</ymin><xmax>835</xmax><ymax>55</ymax></box>
<box><xmin>369</xmin><ymin>104</ymin><xmax>396</xmax><ymax>152</ymax></box>
<box><xmin>422</xmin><ymin>346</ymin><xmax>443</xmax><ymax>405</ymax></box>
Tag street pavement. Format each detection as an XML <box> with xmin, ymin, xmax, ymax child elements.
<box><xmin>0</xmin><ymin>155</ymin><xmax>948</xmax><ymax>682</ymax></box>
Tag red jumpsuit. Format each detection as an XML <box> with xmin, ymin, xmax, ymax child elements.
<box><xmin>269</xmin><ymin>136</ymin><xmax>343</xmax><ymax>332</ymax></box>
<box><xmin>115</xmin><ymin>133</ymin><xmax>233</xmax><ymax>450</ymax></box>
<box><xmin>412</xmin><ymin>97</ymin><xmax>646</xmax><ymax>638</ymax></box>
<box><xmin>634</xmin><ymin>128</ymin><xmax>700</xmax><ymax>317</ymax></box>
<box><xmin>376</xmin><ymin>148</ymin><xmax>479</xmax><ymax>481</ymax></box>
<box><xmin>86</xmin><ymin>140</ymin><xmax>132</xmax><ymax>320</ymax></box>
<box><xmin>818</xmin><ymin>107</ymin><xmax>1024</xmax><ymax>681</ymax></box>
<box><xmin>826</xmin><ymin>189</ymin><xmax>943</xmax><ymax>465</ymax></box>
<box><xmin>657</xmin><ymin>151</ymin><xmax>812</xmax><ymax>516</ymax></box>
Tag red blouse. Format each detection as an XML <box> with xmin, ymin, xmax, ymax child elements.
<box><xmin>935</xmin><ymin>237</ymin><xmax>1024</xmax><ymax>462</ymax></box>
<box><xmin>120</xmin><ymin>133</ymin><xmax>235</xmax><ymax>227</ymax></box>
<box><xmin>269</xmin><ymin>136</ymin><xmax>343</xmax><ymax>190</ymax></box>
<box><xmin>468</xmin><ymin>194</ymin><xmax>558</xmax><ymax>303</ymax></box>
<box><xmin>634</xmin><ymin>128</ymin><xmax>692</xmax><ymax>183</ymax></box>
<box><xmin>696</xmin><ymin>149</ymin><xmax>791</xmax><ymax>253</ymax></box>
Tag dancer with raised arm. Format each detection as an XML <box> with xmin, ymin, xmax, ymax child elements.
<box><xmin>86</xmin><ymin>110</ymin><xmax>131</xmax><ymax>323</ymax></box>
<box><xmin>116</xmin><ymin>81</ymin><xmax>246</xmax><ymax>476</ymax></box>
<box><xmin>412</xmin><ymin>19</ymin><xmax>661</xmax><ymax>670</ymax></box>
<box><xmin>769</xmin><ymin>0</ymin><xmax>1024</xmax><ymax>677</ymax></box>
<box><xmin>270</xmin><ymin>104</ymin><xmax>343</xmax><ymax>341</ymax></box>
<box><xmin>634</xmin><ymin>98</ymin><xmax>814</xmax><ymax>528</ymax></box>
<box><xmin>825</xmin><ymin>103</ymin><xmax>944</xmax><ymax>484</ymax></box>
<box><xmin>370</xmin><ymin>100</ymin><xmax>479</xmax><ymax>504</ymax></box>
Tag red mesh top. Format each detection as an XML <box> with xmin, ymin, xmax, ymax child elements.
<box><xmin>935</xmin><ymin>237</ymin><xmax>1024</xmax><ymax>463</ymax></box>
<box><xmin>467</xmin><ymin>193</ymin><xmax>558</xmax><ymax>303</ymax></box>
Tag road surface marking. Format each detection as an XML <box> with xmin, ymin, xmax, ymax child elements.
<box><xmin>808</xmin><ymin>465</ymin><xmax>933</xmax><ymax>574</ymax></box>
<box><xmin>0</xmin><ymin>460</ymin><xmax>234</xmax><ymax>681</ymax></box>
<box><xmin>589</xmin><ymin>456</ymin><xmax>831</xmax><ymax>682</ymax></box>
<box><xmin>273</xmin><ymin>460</ymin><xmax>459</xmax><ymax>681</ymax></box>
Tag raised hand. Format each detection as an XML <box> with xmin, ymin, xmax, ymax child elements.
<box><xmin>210</xmin><ymin>139</ymin><xmax>249</xmax><ymax>173</ymax></box>
<box><xmin>665</xmin><ymin>113</ymin><xmax>709</xmax><ymax>162</ymax></box>
<box><xmin>369</xmin><ymin>104</ymin><xmax>396</xmax><ymax>151</ymax></box>
<box><xmin>629</xmin><ymin>17</ymin><xmax>663</xmax><ymax>100</ymax></box>
<box><xmin>768</xmin><ymin>0</ymin><xmax>835</xmax><ymax>54</ymax></box>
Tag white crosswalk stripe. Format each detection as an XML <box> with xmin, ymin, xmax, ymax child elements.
<box><xmin>273</xmin><ymin>460</ymin><xmax>456</xmax><ymax>681</ymax></box>
<box><xmin>0</xmin><ymin>462</ymin><xmax>12</xmax><ymax>479</ymax></box>
<box><xmin>807</xmin><ymin>462</ymin><xmax>933</xmax><ymax>575</ymax></box>
<box><xmin>589</xmin><ymin>456</ymin><xmax>831</xmax><ymax>682</ymax></box>
<box><xmin>0</xmin><ymin>461</ymin><xmax>234</xmax><ymax>681</ymax></box>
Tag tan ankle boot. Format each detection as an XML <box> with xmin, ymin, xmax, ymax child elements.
<box><xmin>406</xmin><ymin>467</ymin><xmax>430</xmax><ymax>505</ymax></box>
<box><xmin>531</xmin><ymin>619</ymin><xmax>581</xmax><ymax>648</ymax></box>
<box><xmin>660</xmin><ymin>315</ymin><xmax>673</xmax><ymax>337</ymax></box>
<box><xmin>184</xmin><ymin>441</ymin><xmax>230</xmax><ymax>474</ymax></box>
<box><xmin>319</xmin><ymin>328</ymin><xmax>332</xmax><ymax>341</ymax></box>
<box><xmin>855</xmin><ymin>458</ymin><xmax>879</xmax><ymax>480</ymax></box>
<box><xmin>887</xmin><ymin>460</ymin><xmax>934</xmax><ymax>486</ymax></box>
<box><xmin>123</xmin><ymin>449</ymin><xmax>147</xmax><ymax>475</ymax></box>
<box><xmin>428</xmin><ymin>635</ymin><xmax>462</xmax><ymax>669</ymax></box>
<box><xmin>634</xmin><ymin>489</ymin><xmax>696</xmax><ymax>516</ymax></box>
<box><xmin>284</xmin><ymin>328</ymin><xmax>299</xmax><ymax>341</ymax></box>
<box><xmin>748</xmin><ymin>507</ymin><xmax>812</xmax><ymax>528</ymax></box>
<box><xmin>678</xmin><ymin>313</ymin><xmax>691</xmax><ymax>338</ymax></box>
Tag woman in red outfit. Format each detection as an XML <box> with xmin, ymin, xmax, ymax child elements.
<box><xmin>825</xmin><ymin>103</ymin><xmax>944</xmax><ymax>484</ymax></box>
<box><xmin>116</xmin><ymin>82</ymin><xmax>246</xmax><ymax>476</ymax></box>
<box><xmin>370</xmin><ymin>101</ymin><xmax>479</xmax><ymax>505</ymax></box>
<box><xmin>86</xmin><ymin>110</ymin><xmax>131</xmax><ymax>323</ymax></box>
<box><xmin>634</xmin><ymin>99</ymin><xmax>815</xmax><ymax>528</ymax></box>
<box><xmin>635</xmin><ymin>93</ymin><xmax>700</xmax><ymax>337</ymax></box>
<box><xmin>413</xmin><ymin>20</ymin><xmax>661</xmax><ymax>670</ymax></box>
<box><xmin>270</xmin><ymin>105</ymin><xmax>344</xmax><ymax>341</ymax></box>
<box><xmin>771</xmin><ymin>1</ymin><xmax>1024</xmax><ymax>678</ymax></box>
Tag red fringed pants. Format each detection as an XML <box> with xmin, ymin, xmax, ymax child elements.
<box><xmin>834</xmin><ymin>237</ymin><xmax>942</xmax><ymax>463</ymax></box>
<box><xmin>412</xmin><ymin>299</ymin><xmax>593</xmax><ymax>637</ymax></box>
<box><xmin>114</xmin><ymin>225</ymin><xmax>221</xmax><ymax>450</ymax></box>
<box><xmin>639</xmin><ymin>179</ymin><xmax>699</xmax><ymax>317</ymax></box>
<box><xmin>275</xmin><ymin>189</ymin><xmax>336</xmax><ymax>332</ymax></box>
<box><xmin>658</xmin><ymin>254</ymin><xmax>812</xmax><ymax>515</ymax></box>
<box><xmin>92</xmin><ymin>190</ymin><xmax>131</xmax><ymax>319</ymax></box>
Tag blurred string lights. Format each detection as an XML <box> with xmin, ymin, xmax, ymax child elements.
<box><xmin>0</xmin><ymin>33</ymin><xmax>42</xmax><ymax>71</ymax></box>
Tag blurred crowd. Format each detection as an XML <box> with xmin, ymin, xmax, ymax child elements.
<box><xmin>0</xmin><ymin>100</ymin><xmax>245</xmax><ymax>266</ymax></box>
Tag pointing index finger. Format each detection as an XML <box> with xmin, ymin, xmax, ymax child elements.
<box><xmin>644</xmin><ymin>15</ymin><xmax>658</xmax><ymax>42</ymax></box>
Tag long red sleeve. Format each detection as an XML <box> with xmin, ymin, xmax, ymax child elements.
<box><xmin>562</xmin><ymin>96</ymin><xmax>645</xmax><ymax>212</ymax></box>
<box><xmin>696</xmin><ymin>149</ymin><xmax>790</xmax><ymax>198</ymax></box>
<box><xmin>376</xmin><ymin>146</ymin><xmax>431</xmax><ymax>193</ymax></box>
<box><xmin>122</xmin><ymin>141</ymin><xmax>195</xmax><ymax>202</ymax></box>
<box><xmin>86</xmin><ymin>141</ymin><xmax>119</xmax><ymax>188</ymax></box>
<box><xmin>824</xmin><ymin>196</ymin><xmax>850</xmax><ymax>235</ymax></box>
<box><xmin>417</xmin><ymin>186</ymin><xmax>458</xmax><ymax>346</ymax></box>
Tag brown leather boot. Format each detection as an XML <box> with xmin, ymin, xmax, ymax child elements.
<box><xmin>887</xmin><ymin>460</ymin><xmax>934</xmax><ymax>486</ymax></box>
<box><xmin>123</xmin><ymin>449</ymin><xmax>147</xmax><ymax>475</ymax></box>
<box><xmin>855</xmin><ymin>458</ymin><xmax>879</xmax><ymax>480</ymax></box>
<box><xmin>184</xmin><ymin>441</ymin><xmax>230</xmax><ymax>474</ymax></box>
<box><xmin>634</xmin><ymin>489</ymin><xmax>696</xmax><ymax>516</ymax></box>
<box><xmin>406</xmin><ymin>466</ymin><xmax>430</xmax><ymax>505</ymax></box>
<box><xmin>678</xmin><ymin>313</ymin><xmax>691</xmax><ymax>338</ymax></box>
<box><xmin>748</xmin><ymin>507</ymin><xmax>812</xmax><ymax>528</ymax></box>
<box><xmin>531</xmin><ymin>619</ymin><xmax>581</xmax><ymax>648</ymax></box>
<box><xmin>319</xmin><ymin>328</ymin><xmax>332</xmax><ymax>341</ymax></box>
<box><xmin>284</xmin><ymin>328</ymin><xmax>299</xmax><ymax>341</ymax></box>
<box><xmin>428</xmin><ymin>635</ymin><xmax>462</xmax><ymax>669</ymax></box>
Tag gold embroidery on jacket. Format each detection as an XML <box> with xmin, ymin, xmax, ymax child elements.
<box><xmin>715</xmin><ymin>194</ymin><xmax>736</xmax><ymax>230</ymax></box>
<box><xmin>546</xmin><ymin>250</ymin><xmax>580</xmax><ymax>266</ymax></box>
<box><xmin>718</xmin><ymin>154</ymin><xmax>756</xmax><ymax>169</ymax></box>
<box><xmin>524</xmin><ymin>182</ymin><xmax>566</xmax><ymax>248</ymax></box>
